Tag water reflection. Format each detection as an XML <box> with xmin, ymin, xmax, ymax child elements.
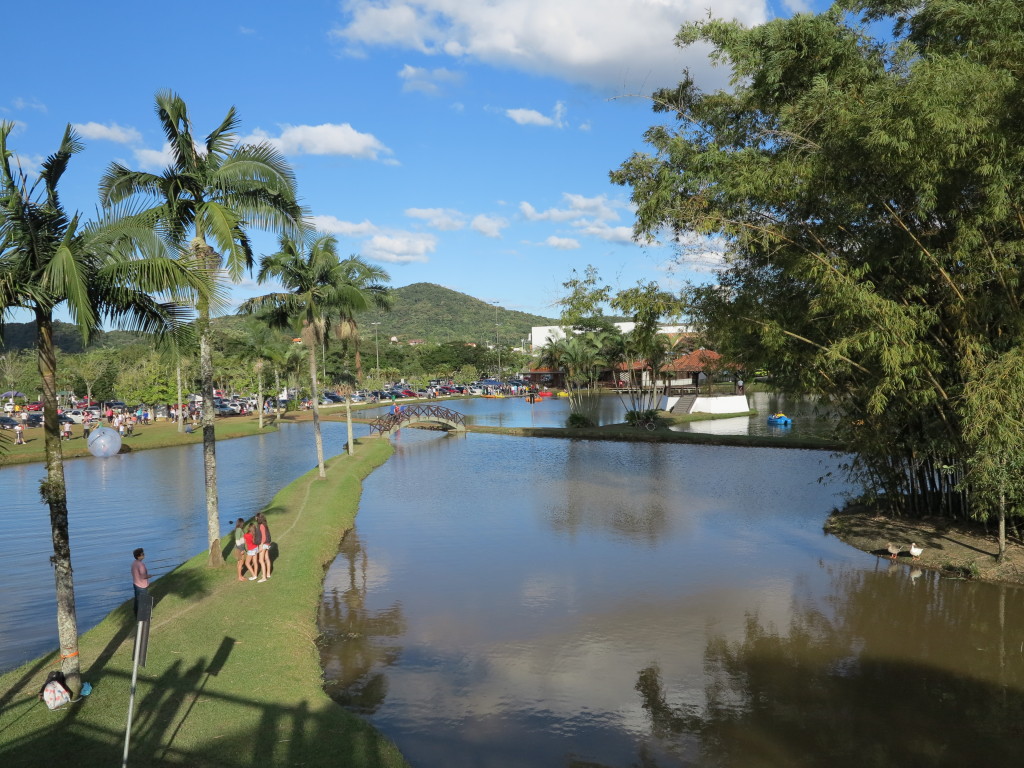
<box><xmin>320</xmin><ymin>429</ymin><xmax>1024</xmax><ymax>767</ymax></box>
<box><xmin>320</xmin><ymin>530</ymin><xmax>406</xmax><ymax>713</ymax></box>
<box><xmin>633</xmin><ymin>563</ymin><xmax>1024</xmax><ymax>766</ymax></box>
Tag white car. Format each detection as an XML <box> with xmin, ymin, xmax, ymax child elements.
<box><xmin>65</xmin><ymin>409</ymin><xmax>99</xmax><ymax>423</ymax></box>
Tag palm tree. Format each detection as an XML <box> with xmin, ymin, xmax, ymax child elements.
<box><xmin>240</xmin><ymin>233</ymin><xmax>354</xmax><ymax>478</ymax></box>
<box><xmin>333</xmin><ymin>255</ymin><xmax>391</xmax><ymax>383</ymax></box>
<box><xmin>0</xmin><ymin>121</ymin><xmax>212</xmax><ymax>695</ymax></box>
<box><xmin>235</xmin><ymin>320</ymin><xmax>286</xmax><ymax>430</ymax></box>
<box><xmin>99</xmin><ymin>90</ymin><xmax>303</xmax><ymax>566</ymax></box>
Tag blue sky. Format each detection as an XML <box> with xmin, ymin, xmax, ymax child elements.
<box><xmin>4</xmin><ymin>0</ymin><xmax>823</xmax><ymax>323</ymax></box>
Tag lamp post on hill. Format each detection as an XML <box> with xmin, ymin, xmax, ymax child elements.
<box><xmin>492</xmin><ymin>301</ymin><xmax>501</xmax><ymax>379</ymax></box>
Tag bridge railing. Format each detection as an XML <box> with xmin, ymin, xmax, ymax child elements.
<box><xmin>368</xmin><ymin>404</ymin><xmax>466</xmax><ymax>436</ymax></box>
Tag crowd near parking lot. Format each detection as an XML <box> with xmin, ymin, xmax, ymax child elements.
<box><xmin>1</xmin><ymin>378</ymin><xmax>545</xmax><ymax>435</ymax></box>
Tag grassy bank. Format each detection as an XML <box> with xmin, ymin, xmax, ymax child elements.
<box><xmin>0</xmin><ymin>415</ymin><xmax>279</xmax><ymax>466</ymax></box>
<box><xmin>0</xmin><ymin>438</ymin><xmax>409</xmax><ymax>768</ymax></box>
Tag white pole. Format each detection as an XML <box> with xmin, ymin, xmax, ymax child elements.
<box><xmin>121</xmin><ymin>620</ymin><xmax>144</xmax><ymax>767</ymax></box>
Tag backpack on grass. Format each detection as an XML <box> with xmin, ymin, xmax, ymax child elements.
<box><xmin>39</xmin><ymin>671</ymin><xmax>71</xmax><ymax>710</ymax></box>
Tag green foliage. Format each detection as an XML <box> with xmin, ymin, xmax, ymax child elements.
<box><xmin>625</xmin><ymin>409</ymin><xmax>660</xmax><ymax>428</ymax></box>
<box><xmin>566</xmin><ymin>412</ymin><xmax>595</xmax><ymax>428</ymax></box>
<box><xmin>360</xmin><ymin>282</ymin><xmax>556</xmax><ymax>345</ymax></box>
<box><xmin>613</xmin><ymin>0</ymin><xmax>1024</xmax><ymax>521</ymax></box>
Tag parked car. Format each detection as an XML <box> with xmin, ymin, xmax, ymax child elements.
<box><xmin>24</xmin><ymin>414</ymin><xmax>43</xmax><ymax>428</ymax></box>
<box><xmin>213</xmin><ymin>404</ymin><xmax>236</xmax><ymax>417</ymax></box>
<box><xmin>25</xmin><ymin>402</ymin><xmax>44</xmax><ymax>411</ymax></box>
<box><xmin>65</xmin><ymin>409</ymin><xmax>99</xmax><ymax>424</ymax></box>
<box><xmin>399</xmin><ymin>389</ymin><xmax>418</xmax><ymax>398</ymax></box>
<box><xmin>0</xmin><ymin>416</ymin><xmax>18</xmax><ymax>429</ymax></box>
<box><xmin>323</xmin><ymin>392</ymin><xmax>344</xmax><ymax>403</ymax></box>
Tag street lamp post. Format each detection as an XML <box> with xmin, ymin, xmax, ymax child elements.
<box><xmin>371</xmin><ymin>322</ymin><xmax>381</xmax><ymax>376</ymax></box>
<box><xmin>493</xmin><ymin>301</ymin><xmax>501</xmax><ymax>379</ymax></box>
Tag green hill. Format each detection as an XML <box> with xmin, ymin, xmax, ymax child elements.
<box><xmin>0</xmin><ymin>283</ymin><xmax>558</xmax><ymax>353</ymax></box>
<box><xmin>360</xmin><ymin>283</ymin><xmax>556</xmax><ymax>345</ymax></box>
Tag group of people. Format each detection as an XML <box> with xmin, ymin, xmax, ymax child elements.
<box><xmin>233</xmin><ymin>514</ymin><xmax>274</xmax><ymax>582</ymax></box>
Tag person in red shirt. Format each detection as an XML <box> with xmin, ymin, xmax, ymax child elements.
<box><xmin>243</xmin><ymin>525</ymin><xmax>259</xmax><ymax>581</ymax></box>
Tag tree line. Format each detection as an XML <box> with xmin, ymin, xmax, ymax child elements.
<box><xmin>613</xmin><ymin>1</ymin><xmax>1024</xmax><ymax>554</ymax></box>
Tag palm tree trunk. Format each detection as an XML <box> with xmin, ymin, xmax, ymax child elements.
<box><xmin>274</xmin><ymin>367</ymin><xmax>281</xmax><ymax>422</ymax></box>
<box><xmin>355</xmin><ymin>338</ymin><xmax>363</xmax><ymax>384</ymax></box>
<box><xmin>344</xmin><ymin>392</ymin><xmax>354</xmax><ymax>455</ymax></box>
<box><xmin>308</xmin><ymin>344</ymin><xmax>326</xmax><ymax>477</ymax></box>
<box><xmin>256</xmin><ymin>360</ymin><xmax>265</xmax><ymax>430</ymax></box>
<box><xmin>37</xmin><ymin>311</ymin><xmax>82</xmax><ymax>696</ymax></box>
<box><xmin>176</xmin><ymin>363</ymin><xmax>184</xmax><ymax>433</ymax></box>
<box><xmin>199</xmin><ymin>301</ymin><xmax>223</xmax><ymax>566</ymax></box>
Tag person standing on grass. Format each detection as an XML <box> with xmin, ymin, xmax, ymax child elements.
<box><xmin>256</xmin><ymin>512</ymin><xmax>272</xmax><ymax>582</ymax></box>
<box><xmin>243</xmin><ymin>524</ymin><xmax>259</xmax><ymax>581</ymax></box>
<box><xmin>13</xmin><ymin>421</ymin><xmax>25</xmax><ymax>445</ymax></box>
<box><xmin>233</xmin><ymin>518</ymin><xmax>250</xmax><ymax>581</ymax></box>
<box><xmin>131</xmin><ymin>548</ymin><xmax>150</xmax><ymax>618</ymax></box>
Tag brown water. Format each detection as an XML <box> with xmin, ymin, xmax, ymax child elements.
<box><xmin>319</xmin><ymin>429</ymin><xmax>1024</xmax><ymax>767</ymax></box>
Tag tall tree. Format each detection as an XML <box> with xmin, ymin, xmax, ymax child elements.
<box><xmin>333</xmin><ymin>255</ymin><xmax>392</xmax><ymax>384</ymax></box>
<box><xmin>0</xmin><ymin>122</ymin><xmax>211</xmax><ymax>694</ymax></box>
<box><xmin>240</xmin><ymin>233</ymin><xmax>354</xmax><ymax>477</ymax></box>
<box><xmin>99</xmin><ymin>90</ymin><xmax>303</xmax><ymax>565</ymax></box>
<box><xmin>612</xmin><ymin>0</ymin><xmax>1024</xmax><ymax>523</ymax></box>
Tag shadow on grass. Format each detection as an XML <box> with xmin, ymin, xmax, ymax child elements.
<box><xmin>0</xmin><ymin>633</ymin><xmax>402</xmax><ymax>768</ymax></box>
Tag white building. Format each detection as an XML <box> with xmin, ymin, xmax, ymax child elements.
<box><xmin>527</xmin><ymin>323</ymin><xmax>693</xmax><ymax>352</ymax></box>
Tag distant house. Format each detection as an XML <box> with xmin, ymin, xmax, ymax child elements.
<box><xmin>616</xmin><ymin>349</ymin><xmax>723</xmax><ymax>390</ymax></box>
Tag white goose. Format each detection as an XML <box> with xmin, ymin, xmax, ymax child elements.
<box><xmin>909</xmin><ymin>542</ymin><xmax>924</xmax><ymax>560</ymax></box>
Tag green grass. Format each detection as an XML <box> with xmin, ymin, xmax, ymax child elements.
<box><xmin>0</xmin><ymin>416</ymin><xmax>278</xmax><ymax>466</ymax></box>
<box><xmin>0</xmin><ymin>438</ymin><xmax>409</xmax><ymax>768</ymax></box>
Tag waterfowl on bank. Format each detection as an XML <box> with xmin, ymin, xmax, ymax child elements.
<box><xmin>909</xmin><ymin>542</ymin><xmax>924</xmax><ymax>560</ymax></box>
<box><xmin>887</xmin><ymin>542</ymin><xmax>901</xmax><ymax>559</ymax></box>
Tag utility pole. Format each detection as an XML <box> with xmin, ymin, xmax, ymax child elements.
<box><xmin>493</xmin><ymin>301</ymin><xmax>501</xmax><ymax>378</ymax></box>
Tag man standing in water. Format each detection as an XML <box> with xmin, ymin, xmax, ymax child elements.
<box><xmin>131</xmin><ymin>548</ymin><xmax>150</xmax><ymax>619</ymax></box>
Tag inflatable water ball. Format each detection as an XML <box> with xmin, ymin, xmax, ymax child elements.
<box><xmin>87</xmin><ymin>426</ymin><xmax>122</xmax><ymax>458</ymax></box>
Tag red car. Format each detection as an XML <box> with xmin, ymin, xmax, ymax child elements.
<box><xmin>400</xmin><ymin>389</ymin><xmax>418</xmax><ymax>398</ymax></box>
<box><xmin>25</xmin><ymin>402</ymin><xmax>44</xmax><ymax>411</ymax></box>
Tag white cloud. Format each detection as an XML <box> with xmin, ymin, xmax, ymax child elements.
<box><xmin>13</xmin><ymin>97</ymin><xmax>46</xmax><ymax>113</ymax></box>
<box><xmin>332</xmin><ymin>0</ymin><xmax>770</xmax><ymax>92</ymax></box>
<box><xmin>398</xmin><ymin>64</ymin><xmax>464</xmax><ymax>94</ymax></box>
<box><xmin>544</xmin><ymin>235</ymin><xmax>580</xmax><ymax>250</ymax></box>
<box><xmin>405</xmin><ymin>207</ymin><xmax>466</xmax><ymax>230</ymax></box>
<box><xmin>11</xmin><ymin>153</ymin><xmax>42</xmax><ymax>177</ymax></box>
<box><xmin>471</xmin><ymin>214</ymin><xmax>508</xmax><ymax>238</ymax></box>
<box><xmin>133</xmin><ymin>144</ymin><xmax>175</xmax><ymax>171</ymax></box>
<box><xmin>520</xmin><ymin>193</ymin><xmax>621</xmax><ymax>223</ymax></box>
<box><xmin>73</xmin><ymin>122</ymin><xmax>142</xmax><ymax>144</ymax></box>
<box><xmin>310</xmin><ymin>215</ymin><xmax>380</xmax><ymax>237</ymax></box>
<box><xmin>363</xmin><ymin>232</ymin><xmax>437</xmax><ymax>263</ymax></box>
<box><xmin>505</xmin><ymin>102</ymin><xmax>565</xmax><ymax>128</ymax></box>
<box><xmin>243</xmin><ymin>123</ymin><xmax>393</xmax><ymax>161</ymax></box>
<box><xmin>573</xmin><ymin>221</ymin><xmax>635</xmax><ymax>244</ymax></box>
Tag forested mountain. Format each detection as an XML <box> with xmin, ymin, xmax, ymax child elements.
<box><xmin>0</xmin><ymin>283</ymin><xmax>558</xmax><ymax>353</ymax></box>
<box><xmin>360</xmin><ymin>283</ymin><xmax>556</xmax><ymax>345</ymax></box>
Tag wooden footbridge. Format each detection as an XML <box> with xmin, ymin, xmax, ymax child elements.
<box><xmin>368</xmin><ymin>404</ymin><xmax>467</xmax><ymax>437</ymax></box>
